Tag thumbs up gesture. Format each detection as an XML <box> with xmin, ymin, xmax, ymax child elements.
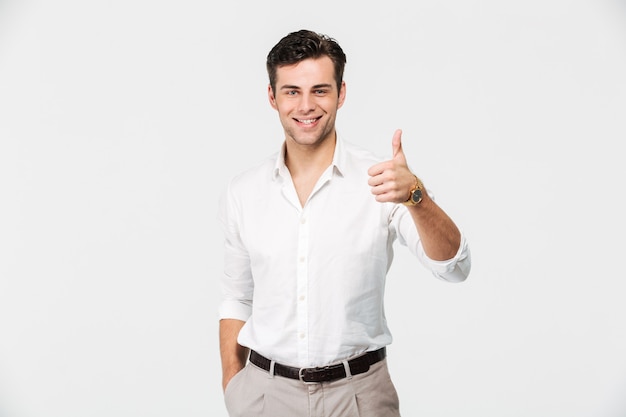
<box><xmin>367</xmin><ymin>129</ymin><xmax>417</xmax><ymax>204</ymax></box>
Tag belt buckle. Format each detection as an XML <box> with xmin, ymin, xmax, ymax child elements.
<box><xmin>298</xmin><ymin>367</ymin><xmax>316</xmax><ymax>384</ymax></box>
<box><xmin>299</xmin><ymin>365</ymin><xmax>335</xmax><ymax>384</ymax></box>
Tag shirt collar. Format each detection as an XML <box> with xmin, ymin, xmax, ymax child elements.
<box><xmin>272</xmin><ymin>135</ymin><xmax>346</xmax><ymax>180</ymax></box>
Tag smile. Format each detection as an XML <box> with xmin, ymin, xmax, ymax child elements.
<box><xmin>295</xmin><ymin>117</ymin><xmax>321</xmax><ymax>125</ymax></box>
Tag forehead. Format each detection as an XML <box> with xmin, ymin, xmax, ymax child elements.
<box><xmin>275</xmin><ymin>56</ymin><xmax>336</xmax><ymax>88</ymax></box>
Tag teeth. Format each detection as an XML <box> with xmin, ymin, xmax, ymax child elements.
<box><xmin>299</xmin><ymin>119</ymin><xmax>316</xmax><ymax>124</ymax></box>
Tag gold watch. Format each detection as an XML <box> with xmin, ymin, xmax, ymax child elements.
<box><xmin>403</xmin><ymin>175</ymin><xmax>424</xmax><ymax>206</ymax></box>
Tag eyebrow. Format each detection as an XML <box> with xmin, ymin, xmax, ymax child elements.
<box><xmin>279</xmin><ymin>83</ymin><xmax>334</xmax><ymax>90</ymax></box>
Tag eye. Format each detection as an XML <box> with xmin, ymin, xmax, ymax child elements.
<box><xmin>286</xmin><ymin>90</ymin><xmax>298</xmax><ymax>96</ymax></box>
<box><xmin>314</xmin><ymin>89</ymin><xmax>328</xmax><ymax>95</ymax></box>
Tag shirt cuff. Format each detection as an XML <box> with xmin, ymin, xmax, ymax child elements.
<box><xmin>218</xmin><ymin>300</ymin><xmax>253</xmax><ymax>322</ymax></box>
<box><xmin>419</xmin><ymin>233</ymin><xmax>471</xmax><ymax>283</ymax></box>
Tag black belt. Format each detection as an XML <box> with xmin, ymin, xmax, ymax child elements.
<box><xmin>249</xmin><ymin>347</ymin><xmax>386</xmax><ymax>383</ymax></box>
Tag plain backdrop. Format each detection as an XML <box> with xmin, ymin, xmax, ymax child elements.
<box><xmin>1</xmin><ymin>0</ymin><xmax>626</xmax><ymax>416</ymax></box>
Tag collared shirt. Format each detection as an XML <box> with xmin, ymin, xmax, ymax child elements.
<box><xmin>218</xmin><ymin>138</ymin><xmax>471</xmax><ymax>368</ymax></box>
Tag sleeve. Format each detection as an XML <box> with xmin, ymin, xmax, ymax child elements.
<box><xmin>390</xmin><ymin>192</ymin><xmax>472</xmax><ymax>283</ymax></box>
<box><xmin>217</xmin><ymin>181</ymin><xmax>254</xmax><ymax>321</ymax></box>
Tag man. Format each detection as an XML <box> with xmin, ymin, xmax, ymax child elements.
<box><xmin>218</xmin><ymin>29</ymin><xmax>471</xmax><ymax>416</ymax></box>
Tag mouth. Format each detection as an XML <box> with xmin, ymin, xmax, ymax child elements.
<box><xmin>294</xmin><ymin>116</ymin><xmax>321</xmax><ymax>126</ymax></box>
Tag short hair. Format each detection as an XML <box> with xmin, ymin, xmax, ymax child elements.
<box><xmin>266</xmin><ymin>29</ymin><xmax>347</xmax><ymax>94</ymax></box>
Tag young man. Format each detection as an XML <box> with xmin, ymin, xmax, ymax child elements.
<box><xmin>218</xmin><ymin>29</ymin><xmax>471</xmax><ymax>416</ymax></box>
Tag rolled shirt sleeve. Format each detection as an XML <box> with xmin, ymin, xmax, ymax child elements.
<box><xmin>416</xmin><ymin>233</ymin><xmax>471</xmax><ymax>283</ymax></box>
<box><xmin>218</xmin><ymin>183</ymin><xmax>254</xmax><ymax>322</ymax></box>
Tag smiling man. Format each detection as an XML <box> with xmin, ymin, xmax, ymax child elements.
<box><xmin>218</xmin><ymin>29</ymin><xmax>471</xmax><ymax>417</ymax></box>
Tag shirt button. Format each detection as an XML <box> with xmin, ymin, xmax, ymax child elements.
<box><xmin>299</xmin><ymin>295</ymin><xmax>305</xmax><ymax>301</ymax></box>
<box><xmin>299</xmin><ymin>257</ymin><xmax>305</xmax><ymax>263</ymax></box>
<box><xmin>299</xmin><ymin>333</ymin><xmax>306</xmax><ymax>339</ymax></box>
<box><xmin>300</xmin><ymin>217</ymin><xmax>306</xmax><ymax>224</ymax></box>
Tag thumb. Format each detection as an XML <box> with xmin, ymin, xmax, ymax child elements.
<box><xmin>391</xmin><ymin>129</ymin><xmax>404</xmax><ymax>159</ymax></box>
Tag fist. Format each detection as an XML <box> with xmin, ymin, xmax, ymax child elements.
<box><xmin>367</xmin><ymin>129</ymin><xmax>416</xmax><ymax>204</ymax></box>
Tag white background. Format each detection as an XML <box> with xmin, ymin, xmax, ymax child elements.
<box><xmin>1</xmin><ymin>0</ymin><xmax>626</xmax><ymax>416</ymax></box>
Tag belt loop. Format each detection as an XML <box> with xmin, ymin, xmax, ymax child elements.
<box><xmin>342</xmin><ymin>360</ymin><xmax>353</xmax><ymax>380</ymax></box>
<box><xmin>268</xmin><ymin>360</ymin><xmax>276</xmax><ymax>379</ymax></box>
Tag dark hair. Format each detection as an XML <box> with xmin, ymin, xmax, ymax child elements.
<box><xmin>266</xmin><ymin>29</ymin><xmax>347</xmax><ymax>94</ymax></box>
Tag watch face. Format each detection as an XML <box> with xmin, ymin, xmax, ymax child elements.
<box><xmin>412</xmin><ymin>188</ymin><xmax>423</xmax><ymax>203</ymax></box>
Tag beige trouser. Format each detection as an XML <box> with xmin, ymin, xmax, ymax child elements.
<box><xmin>224</xmin><ymin>358</ymin><xmax>401</xmax><ymax>417</ymax></box>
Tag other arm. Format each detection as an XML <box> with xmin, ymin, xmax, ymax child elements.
<box><xmin>218</xmin><ymin>183</ymin><xmax>254</xmax><ymax>391</ymax></box>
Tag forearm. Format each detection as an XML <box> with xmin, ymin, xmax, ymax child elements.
<box><xmin>406</xmin><ymin>193</ymin><xmax>461</xmax><ymax>261</ymax></box>
<box><xmin>219</xmin><ymin>318</ymin><xmax>249</xmax><ymax>391</ymax></box>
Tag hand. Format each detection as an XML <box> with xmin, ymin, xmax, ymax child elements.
<box><xmin>222</xmin><ymin>368</ymin><xmax>241</xmax><ymax>392</ymax></box>
<box><xmin>367</xmin><ymin>129</ymin><xmax>417</xmax><ymax>204</ymax></box>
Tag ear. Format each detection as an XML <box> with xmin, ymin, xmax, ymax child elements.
<box><xmin>337</xmin><ymin>81</ymin><xmax>346</xmax><ymax>109</ymax></box>
<box><xmin>268</xmin><ymin>84</ymin><xmax>278</xmax><ymax>110</ymax></box>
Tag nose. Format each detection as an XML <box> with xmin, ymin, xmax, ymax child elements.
<box><xmin>297</xmin><ymin>92</ymin><xmax>315</xmax><ymax>113</ymax></box>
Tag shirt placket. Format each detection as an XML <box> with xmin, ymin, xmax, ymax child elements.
<box><xmin>296</xmin><ymin>205</ymin><xmax>310</xmax><ymax>365</ymax></box>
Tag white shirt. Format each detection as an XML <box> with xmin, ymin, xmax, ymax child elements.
<box><xmin>218</xmin><ymin>138</ymin><xmax>471</xmax><ymax>368</ymax></box>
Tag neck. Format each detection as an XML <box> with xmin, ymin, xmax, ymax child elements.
<box><xmin>284</xmin><ymin>133</ymin><xmax>336</xmax><ymax>177</ymax></box>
